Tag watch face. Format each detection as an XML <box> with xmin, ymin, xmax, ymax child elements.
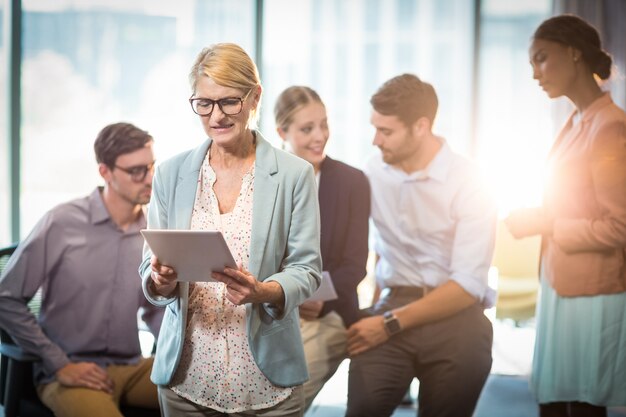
<box><xmin>384</xmin><ymin>312</ymin><xmax>401</xmax><ymax>335</ymax></box>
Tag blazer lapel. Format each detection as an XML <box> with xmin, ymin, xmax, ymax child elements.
<box><xmin>548</xmin><ymin>94</ymin><xmax>612</xmax><ymax>162</ymax></box>
<box><xmin>318</xmin><ymin>157</ymin><xmax>337</xmax><ymax>261</ymax></box>
<box><xmin>249</xmin><ymin>134</ymin><xmax>279</xmax><ymax>280</ymax></box>
<box><xmin>175</xmin><ymin>139</ymin><xmax>211</xmax><ymax>230</ymax></box>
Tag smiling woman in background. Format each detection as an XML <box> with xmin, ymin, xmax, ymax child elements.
<box><xmin>274</xmin><ymin>86</ymin><xmax>370</xmax><ymax>411</ymax></box>
<box><xmin>139</xmin><ymin>44</ymin><xmax>322</xmax><ymax>416</ymax></box>
<box><xmin>505</xmin><ymin>15</ymin><xmax>626</xmax><ymax>417</ymax></box>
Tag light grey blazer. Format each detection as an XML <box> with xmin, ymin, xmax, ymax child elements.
<box><xmin>139</xmin><ymin>132</ymin><xmax>322</xmax><ymax>387</ymax></box>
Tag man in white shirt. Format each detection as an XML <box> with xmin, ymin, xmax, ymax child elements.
<box><xmin>345</xmin><ymin>74</ymin><xmax>497</xmax><ymax>417</ymax></box>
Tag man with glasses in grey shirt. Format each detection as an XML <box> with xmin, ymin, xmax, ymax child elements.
<box><xmin>0</xmin><ymin>122</ymin><xmax>163</xmax><ymax>417</ymax></box>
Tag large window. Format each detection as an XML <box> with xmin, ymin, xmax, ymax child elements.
<box><xmin>475</xmin><ymin>0</ymin><xmax>552</xmax><ymax>216</ymax></box>
<box><xmin>3</xmin><ymin>0</ymin><xmax>559</xmax><ymax>242</ymax></box>
<box><xmin>19</xmin><ymin>0</ymin><xmax>255</xmax><ymax>235</ymax></box>
<box><xmin>262</xmin><ymin>0</ymin><xmax>475</xmax><ymax>169</ymax></box>
<box><xmin>0</xmin><ymin>2</ymin><xmax>9</xmax><ymax>246</ymax></box>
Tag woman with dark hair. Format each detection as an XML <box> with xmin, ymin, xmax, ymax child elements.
<box><xmin>506</xmin><ymin>14</ymin><xmax>626</xmax><ymax>417</ymax></box>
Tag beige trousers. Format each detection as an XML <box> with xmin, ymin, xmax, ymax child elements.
<box><xmin>301</xmin><ymin>311</ymin><xmax>348</xmax><ymax>411</ymax></box>
<box><xmin>37</xmin><ymin>357</ymin><xmax>158</xmax><ymax>417</ymax></box>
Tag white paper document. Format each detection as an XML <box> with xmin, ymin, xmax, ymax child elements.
<box><xmin>140</xmin><ymin>229</ymin><xmax>237</xmax><ymax>282</ymax></box>
<box><xmin>308</xmin><ymin>271</ymin><xmax>338</xmax><ymax>302</ymax></box>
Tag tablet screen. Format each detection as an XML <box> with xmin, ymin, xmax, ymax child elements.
<box><xmin>141</xmin><ymin>229</ymin><xmax>237</xmax><ymax>282</ymax></box>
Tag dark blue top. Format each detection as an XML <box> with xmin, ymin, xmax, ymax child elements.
<box><xmin>318</xmin><ymin>156</ymin><xmax>370</xmax><ymax>327</ymax></box>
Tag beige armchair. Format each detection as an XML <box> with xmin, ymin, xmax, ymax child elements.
<box><xmin>492</xmin><ymin>221</ymin><xmax>541</xmax><ymax>323</ymax></box>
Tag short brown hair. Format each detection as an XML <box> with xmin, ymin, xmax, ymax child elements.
<box><xmin>94</xmin><ymin>122</ymin><xmax>153</xmax><ymax>168</ymax></box>
<box><xmin>370</xmin><ymin>74</ymin><xmax>438</xmax><ymax>127</ymax></box>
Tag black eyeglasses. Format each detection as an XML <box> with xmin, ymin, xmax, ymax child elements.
<box><xmin>114</xmin><ymin>161</ymin><xmax>156</xmax><ymax>183</ymax></box>
<box><xmin>189</xmin><ymin>89</ymin><xmax>252</xmax><ymax>117</ymax></box>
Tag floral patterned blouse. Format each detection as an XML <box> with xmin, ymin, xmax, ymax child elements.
<box><xmin>169</xmin><ymin>148</ymin><xmax>292</xmax><ymax>412</ymax></box>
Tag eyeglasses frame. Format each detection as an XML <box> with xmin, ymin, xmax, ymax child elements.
<box><xmin>188</xmin><ymin>88</ymin><xmax>253</xmax><ymax>117</ymax></box>
<box><xmin>113</xmin><ymin>161</ymin><xmax>156</xmax><ymax>183</ymax></box>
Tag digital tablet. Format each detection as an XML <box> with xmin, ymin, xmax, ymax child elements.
<box><xmin>140</xmin><ymin>229</ymin><xmax>237</xmax><ymax>282</ymax></box>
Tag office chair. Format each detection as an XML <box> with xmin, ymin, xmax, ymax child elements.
<box><xmin>0</xmin><ymin>243</ymin><xmax>159</xmax><ymax>417</ymax></box>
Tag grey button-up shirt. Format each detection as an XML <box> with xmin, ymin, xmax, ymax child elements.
<box><xmin>0</xmin><ymin>187</ymin><xmax>163</xmax><ymax>384</ymax></box>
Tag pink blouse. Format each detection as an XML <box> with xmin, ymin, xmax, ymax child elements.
<box><xmin>169</xmin><ymin>149</ymin><xmax>292</xmax><ymax>412</ymax></box>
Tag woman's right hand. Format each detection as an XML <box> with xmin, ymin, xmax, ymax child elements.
<box><xmin>150</xmin><ymin>255</ymin><xmax>178</xmax><ymax>297</ymax></box>
<box><xmin>299</xmin><ymin>300</ymin><xmax>324</xmax><ymax>321</ymax></box>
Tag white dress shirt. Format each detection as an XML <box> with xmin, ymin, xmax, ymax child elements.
<box><xmin>365</xmin><ymin>140</ymin><xmax>497</xmax><ymax>307</ymax></box>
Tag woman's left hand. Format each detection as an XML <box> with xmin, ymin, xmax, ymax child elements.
<box><xmin>212</xmin><ymin>267</ymin><xmax>285</xmax><ymax>307</ymax></box>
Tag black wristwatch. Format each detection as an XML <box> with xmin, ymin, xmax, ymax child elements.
<box><xmin>383</xmin><ymin>310</ymin><xmax>401</xmax><ymax>336</ymax></box>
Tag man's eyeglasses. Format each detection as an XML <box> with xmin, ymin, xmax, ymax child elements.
<box><xmin>189</xmin><ymin>89</ymin><xmax>252</xmax><ymax>117</ymax></box>
<box><xmin>114</xmin><ymin>161</ymin><xmax>156</xmax><ymax>183</ymax></box>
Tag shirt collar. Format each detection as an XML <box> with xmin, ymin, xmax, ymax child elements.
<box><xmin>424</xmin><ymin>139</ymin><xmax>453</xmax><ymax>183</ymax></box>
<box><xmin>89</xmin><ymin>187</ymin><xmax>111</xmax><ymax>225</ymax></box>
<box><xmin>383</xmin><ymin>137</ymin><xmax>452</xmax><ymax>183</ymax></box>
<box><xmin>88</xmin><ymin>187</ymin><xmax>146</xmax><ymax>231</ymax></box>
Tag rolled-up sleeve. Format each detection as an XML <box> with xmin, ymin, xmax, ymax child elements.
<box><xmin>449</xmin><ymin>178</ymin><xmax>497</xmax><ymax>307</ymax></box>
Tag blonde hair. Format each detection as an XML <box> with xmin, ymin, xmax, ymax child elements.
<box><xmin>274</xmin><ymin>86</ymin><xmax>324</xmax><ymax>131</ymax></box>
<box><xmin>189</xmin><ymin>43</ymin><xmax>262</xmax><ymax>125</ymax></box>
